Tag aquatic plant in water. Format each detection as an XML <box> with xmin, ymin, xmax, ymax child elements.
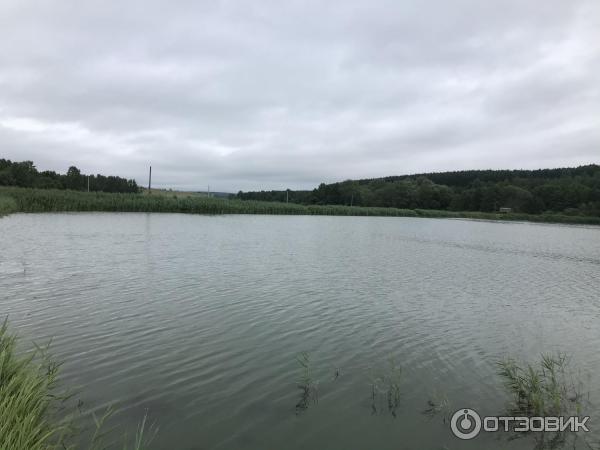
<box><xmin>422</xmin><ymin>392</ymin><xmax>452</xmax><ymax>423</ymax></box>
<box><xmin>295</xmin><ymin>352</ymin><xmax>319</xmax><ymax>414</ymax></box>
<box><xmin>497</xmin><ymin>353</ymin><xmax>590</xmax><ymax>449</ymax></box>
<box><xmin>497</xmin><ymin>353</ymin><xmax>586</xmax><ymax>417</ymax></box>
<box><xmin>370</xmin><ymin>358</ymin><xmax>402</xmax><ymax>417</ymax></box>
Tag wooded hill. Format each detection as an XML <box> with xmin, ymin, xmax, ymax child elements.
<box><xmin>235</xmin><ymin>165</ymin><xmax>600</xmax><ymax>216</ymax></box>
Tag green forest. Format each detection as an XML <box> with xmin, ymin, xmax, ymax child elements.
<box><xmin>0</xmin><ymin>159</ymin><xmax>139</xmax><ymax>193</ymax></box>
<box><xmin>236</xmin><ymin>165</ymin><xmax>600</xmax><ymax>217</ymax></box>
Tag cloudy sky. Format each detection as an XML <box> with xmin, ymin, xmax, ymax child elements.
<box><xmin>1</xmin><ymin>0</ymin><xmax>598</xmax><ymax>191</ymax></box>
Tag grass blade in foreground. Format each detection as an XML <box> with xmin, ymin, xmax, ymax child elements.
<box><xmin>0</xmin><ymin>318</ymin><xmax>156</xmax><ymax>450</ymax></box>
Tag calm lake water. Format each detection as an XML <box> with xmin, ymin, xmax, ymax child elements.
<box><xmin>1</xmin><ymin>213</ymin><xmax>600</xmax><ymax>449</ymax></box>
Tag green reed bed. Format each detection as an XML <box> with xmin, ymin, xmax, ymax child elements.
<box><xmin>1</xmin><ymin>186</ymin><xmax>599</xmax><ymax>224</ymax></box>
<box><xmin>0</xmin><ymin>187</ymin><xmax>417</xmax><ymax>217</ymax></box>
<box><xmin>0</xmin><ymin>195</ymin><xmax>17</xmax><ymax>216</ymax></box>
<box><xmin>0</xmin><ymin>319</ymin><xmax>153</xmax><ymax>450</ymax></box>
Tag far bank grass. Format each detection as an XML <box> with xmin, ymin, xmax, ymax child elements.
<box><xmin>0</xmin><ymin>194</ymin><xmax>18</xmax><ymax>216</ymax></box>
<box><xmin>1</xmin><ymin>186</ymin><xmax>599</xmax><ymax>225</ymax></box>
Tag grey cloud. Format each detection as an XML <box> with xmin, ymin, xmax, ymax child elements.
<box><xmin>0</xmin><ymin>0</ymin><xmax>598</xmax><ymax>192</ymax></box>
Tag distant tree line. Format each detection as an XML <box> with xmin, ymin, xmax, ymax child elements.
<box><xmin>0</xmin><ymin>159</ymin><xmax>139</xmax><ymax>193</ymax></box>
<box><xmin>235</xmin><ymin>165</ymin><xmax>600</xmax><ymax>216</ymax></box>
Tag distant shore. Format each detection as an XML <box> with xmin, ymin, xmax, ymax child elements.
<box><xmin>1</xmin><ymin>186</ymin><xmax>599</xmax><ymax>225</ymax></box>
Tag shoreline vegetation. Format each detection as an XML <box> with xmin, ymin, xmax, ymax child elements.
<box><xmin>0</xmin><ymin>319</ymin><xmax>153</xmax><ymax>450</ymax></box>
<box><xmin>1</xmin><ymin>186</ymin><xmax>599</xmax><ymax>225</ymax></box>
<box><xmin>1</xmin><ymin>159</ymin><xmax>598</xmax><ymax>224</ymax></box>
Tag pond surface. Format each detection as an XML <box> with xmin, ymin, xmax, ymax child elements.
<box><xmin>1</xmin><ymin>213</ymin><xmax>600</xmax><ymax>449</ymax></box>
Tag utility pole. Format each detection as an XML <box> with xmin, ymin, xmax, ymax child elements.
<box><xmin>148</xmin><ymin>166</ymin><xmax>152</xmax><ymax>194</ymax></box>
<box><xmin>87</xmin><ymin>176</ymin><xmax>90</xmax><ymax>192</ymax></box>
<box><xmin>207</xmin><ymin>185</ymin><xmax>210</xmax><ymax>198</ymax></box>
<box><xmin>286</xmin><ymin>189</ymin><xmax>289</xmax><ymax>203</ymax></box>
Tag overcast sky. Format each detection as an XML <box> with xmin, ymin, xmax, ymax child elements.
<box><xmin>1</xmin><ymin>0</ymin><xmax>598</xmax><ymax>191</ymax></box>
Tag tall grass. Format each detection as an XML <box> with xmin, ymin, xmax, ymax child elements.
<box><xmin>0</xmin><ymin>319</ymin><xmax>71</xmax><ymax>450</ymax></box>
<box><xmin>497</xmin><ymin>353</ymin><xmax>586</xmax><ymax>417</ymax></box>
<box><xmin>497</xmin><ymin>353</ymin><xmax>591</xmax><ymax>449</ymax></box>
<box><xmin>1</xmin><ymin>186</ymin><xmax>599</xmax><ymax>224</ymax></box>
<box><xmin>0</xmin><ymin>194</ymin><xmax>17</xmax><ymax>216</ymax></box>
<box><xmin>0</xmin><ymin>319</ymin><xmax>154</xmax><ymax>450</ymax></box>
<box><xmin>0</xmin><ymin>187</ymin><xmax>417</xmax><ymax>217</ymax></box>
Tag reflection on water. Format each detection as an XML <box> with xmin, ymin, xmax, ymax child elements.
<box><xmin>1</xmin><ymin>213</ymin><xmax>599</xmax><ymax>449</ymax></box>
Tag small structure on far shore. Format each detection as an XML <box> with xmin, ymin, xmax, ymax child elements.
<box><xmin>499</xmin><ymin>207</ymin><xmax>512</xmax><ymax>213</ymax></box>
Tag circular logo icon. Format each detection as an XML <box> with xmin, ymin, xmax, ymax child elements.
<box><xmin>450</xmin><ymin>408</ymin><xmax>482</xmax><ymax>440</ymax></box>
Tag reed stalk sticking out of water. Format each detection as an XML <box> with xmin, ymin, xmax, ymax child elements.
<box><xmin>497</xmin><ymin>353</ymin><xmax>592</xmax><ymax>450</ymax></box>
<box><xmin>497</xmin><ymin>353</ymin><xmax>586</xmax><ymax>417</ymax></box>
<box><xmin>370</xmin><ymin>358</ymin><xmax>402</xmax><ymax>417</ymax></box>
<box><xmin>295</xmin><ymin>352</ymin><xmax>318</xmax><ymax>414</ymax></box>
<box><xmin>0</xmin><ymin>318</ymin><xmax>155</xmax><ymax>450</ymax></box>
<box><xmin>422</xmin><ymin>393</ymin><xmax>452</xmax><ymax>423</ymax></box>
